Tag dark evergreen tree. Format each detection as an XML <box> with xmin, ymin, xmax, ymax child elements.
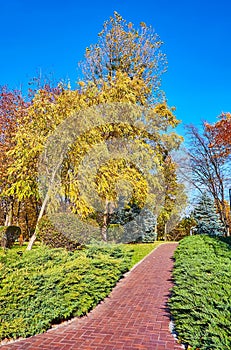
<box><xmin>109</xmin><ymin>197</ymin><xmax>157</xmax><ymax>242</ymax></box>
<box><xmin>193</xmin><ymin>193</ymin><xmax>225</xmax><ymax>236</ymax></box>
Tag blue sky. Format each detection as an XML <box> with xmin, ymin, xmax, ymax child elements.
<box><xmin>1</xmin><ymin>0</ymin><xmax>230</xmax><ymax>132</ymax></box>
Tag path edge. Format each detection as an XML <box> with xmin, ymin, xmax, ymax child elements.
<box><xmin>124</xmin><ymin>241</ymin><xmax>178</xmax><ymax>277</ymax></box>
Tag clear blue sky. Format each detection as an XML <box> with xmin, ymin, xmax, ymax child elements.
<box><xmin>1</xmin><ymin>0</ymin><xmax>230</xmax><ymax>132</ymax></box>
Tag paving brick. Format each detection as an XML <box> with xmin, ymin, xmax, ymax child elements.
<box><xmin>1</xmin><ymin>243</ymin><xmax>184</xmax><ymax>349</ymax></box>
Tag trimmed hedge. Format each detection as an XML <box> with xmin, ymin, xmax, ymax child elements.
<box><xmin>37</xmin><ymin>216</ymin><xmax>81</xmax><ymax>251</ymax></box>
<box><xmin>169</xmin><ymin>235</ymin><xmax>231</xmax><ymax>350</ymax></box>
<box><xmin>37</xmin><ymin>215</ymin><xmax>102</xmax><ymax>250</ymax></box>
<box><xmin>0</xmin><ymin>226</ymin><xmax>21</xmax><ymax>249</ymax></box>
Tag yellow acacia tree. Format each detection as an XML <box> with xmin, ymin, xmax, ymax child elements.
<box><xmin>6</xmin><ymin>72</ymin><xmax>182</xmax><ymax>248</ymax></box>
<box><xmin>79</xmin><ymin>11</ymin><xmax>167</xmax><ymax>100</ymax></box>
<box><xmin>6</xmin><ymin>13</ymin><xmax>185</xmax><ymax>249</ymax></box>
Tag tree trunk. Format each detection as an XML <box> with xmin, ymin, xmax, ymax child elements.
<box><xmin>26</xmin><ymin>191</ymin><xmax>50</xmax><ymax>250</ymax></box>
<box><xmin>101</xmin><ymin>220</ymin><xmax>108</xmax><ymax>242</ymax></box>
<box><xmin>27</xmin><ymin>156</ymin><xmax>64</xmax><ymax>250</ymax></box>
<box><xmin>164</xmin><ymin>223</ymin><xmax>167</xmax><ymax>241</ymax></box>
<box><xmin>16</xmin><ymin>201</ymin><xmax>21</xmax><ymax>226</ymax></box>
<box><xmin>100</xmin><ymin>199</ymin><xmax>112</xmax><ymax>242</ymax></box>
<box><xmin>154</xmin><ymin>223</ymin><xmax>158</xmax><ymax>240</ymax></box>
<box><xmin>227</xmin><ymin>226</ymin><xmax>230</xmax><ymax>237</ymax></box>
<box><xmin>26</xmin><ymin>230</ymin><xmax>37</xmax><ymax>250</ymax></box>
<box><xmin>5</xmin><ymin>199</ymin><xmax>14</xmax><ymax>226</ymax></box>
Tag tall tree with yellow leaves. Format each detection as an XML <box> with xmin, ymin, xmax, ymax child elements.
<box><xmin>79</xmin><ymin>11</ymin><xmax>167</xmax><ymax>101</ymax></box>
<box><xmin>6</xmin><ymin>14</ymin><xmax>184</xmax><ymax>249</ymax></box>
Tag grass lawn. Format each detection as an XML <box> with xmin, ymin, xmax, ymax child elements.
<box><xmin>124</xmin><ymin>241</ymin><xmax>163</xmax><ymax>268</ymax></box>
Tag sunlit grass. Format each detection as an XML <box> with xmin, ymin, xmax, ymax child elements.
<box><xmin>123</xmin><ymin>241</ymin><xmax>163</xmax><ymax>268</ymax></box>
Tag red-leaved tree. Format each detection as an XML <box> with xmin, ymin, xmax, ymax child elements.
<box><xmin>0</xmin><ymin>86</ymin><xmax>28</xmax><ymax>226</ymax></box>
<box><xmin>206</xmin><ymin>112</ymin><xmax>231</xmax><ymax>157</ymax></box>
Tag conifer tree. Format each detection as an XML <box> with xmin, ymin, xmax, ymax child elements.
<box><xmin>193</xmin><ymin>193</ymin><xmax>224</xmax><ymax>236</ymax></box>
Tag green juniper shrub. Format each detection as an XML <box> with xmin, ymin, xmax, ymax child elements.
<box><xmin>0</xmin><ymin>244</ymin><xmax>132</xmax><ymax>341</ymax></box>
<box><xmin>0</xmin><ymin>238</ymin><xmax>159</xmax><ymax>342</ymax></box>
<box><xmin>169</xmin><ymin>235</ymin><xmax>231</xmax><ymax>350</ymax></box>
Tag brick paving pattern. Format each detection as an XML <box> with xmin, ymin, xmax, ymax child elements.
<box><xmin>1</xmin><ymin>243</ymin><xmax>183</xmax><ymax>349</ymax></box>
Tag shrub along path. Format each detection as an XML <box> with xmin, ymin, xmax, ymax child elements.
<box><xmin>2</xmin><ymin>243</ymin><xmax>183</xmax><ymax>350</ymax></box>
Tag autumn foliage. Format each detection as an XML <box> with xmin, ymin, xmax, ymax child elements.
<box><xmin>206</xmin><ymin>112</ymin><xmax>231</xmax><ymax>156</ymax></box>
<box><xmin>0</xmin><ymin>13</ymin><xmax>186</xmax><ymax>249</ymax></box>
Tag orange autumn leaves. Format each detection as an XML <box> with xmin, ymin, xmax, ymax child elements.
<box><xmin>206</xmin><ymin>112</ymin><xmax>231</xmax><ymax>157</ymax></box>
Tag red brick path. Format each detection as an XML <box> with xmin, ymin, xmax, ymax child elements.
<box><xmin>2</xmin><ymin>243</ymin><xmax>183</xmax><ymax>350</ymax></box>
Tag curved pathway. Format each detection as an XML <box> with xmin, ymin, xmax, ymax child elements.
<box><xmin>2</xmin><ymin>243</ymin><xmax>183</xmax><ymax>349</ymax></box>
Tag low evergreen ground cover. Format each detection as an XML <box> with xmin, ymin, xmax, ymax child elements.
<box><xmin>0</xmin><ymin>242</ymin><xmax>160</xmax><ymax>342</ymax></box>
<box><xmin>169</xmin><ymin>235</ymin><xmax>231</xmax><ymax>350</ymax></box>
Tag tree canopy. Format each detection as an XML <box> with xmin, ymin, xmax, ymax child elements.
<box><xmin>0</xmin><ymin>13</ymin><xmax>187</xmax><ymax>249</ymax></box>
<box><xmin>206</xmin><ymin>112</ymin><xmax>231</xmax><ymax>157</ymax></box>
<box><xmin>183</xmin><ymin>123</ymin><xmax>230</xmax><ymax>235</ymax></box>
<box><xmin>79</xmin><ymin>12</ymin><xmax>167</xmax><ymax>101</ymax></box>
<box><xmin>193</xmin><ymin>193</ymin><xmax>225</xmax><ymax>236</ymax></box>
